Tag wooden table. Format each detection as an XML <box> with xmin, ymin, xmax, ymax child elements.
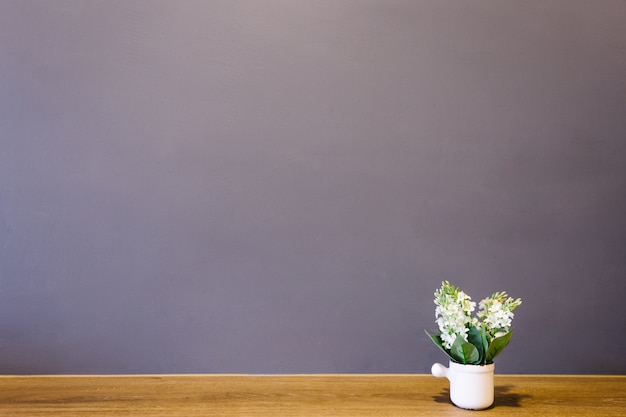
<box><xmin>1</xmin><ymin>374</ymin><xmax>624</xmax><ymax>416</ymax></box>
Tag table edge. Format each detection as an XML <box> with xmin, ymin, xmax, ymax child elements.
<box><xmin>1</xmin><ymin>374</ymin><xmax>624</xmax><ymax>378</ymax></box>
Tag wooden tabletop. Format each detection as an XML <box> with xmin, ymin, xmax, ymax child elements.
<box><xmin>1</xmin><ymin>374</ymin><xmax>624</xmax><ymax>416</ymax></box>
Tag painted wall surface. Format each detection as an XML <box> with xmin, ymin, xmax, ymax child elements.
<box><xmin>1</xmin><ymin>1</ymin><xmax>625</xmax><ymax>374</ymax></box>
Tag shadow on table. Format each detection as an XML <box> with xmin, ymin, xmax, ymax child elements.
<box><xmin>432</xmin><ymin>386</ymin><xmax>532</xmax><ymax>408</ymax></box>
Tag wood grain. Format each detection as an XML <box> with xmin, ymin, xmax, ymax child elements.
<box><xmin>1</xmin><ymin>374</ymin><xmax>624</xmax><ymax>416</ymax></box>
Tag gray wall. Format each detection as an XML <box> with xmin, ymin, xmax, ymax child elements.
<box><xmin>1</xmin><ymin>0</ymin><xmax>625</xmax><ymax>375</ymax></box>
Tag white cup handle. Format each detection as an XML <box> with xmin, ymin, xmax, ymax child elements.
<box><xmin>431</xmin><ymin>362</ymin><xmax>448</xmax><ymax>378</ymax></box>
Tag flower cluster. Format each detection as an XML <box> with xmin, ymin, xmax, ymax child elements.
<box><xmin>434</xmin><ymin>281</ymin><xmax>477</xmax><ymax>349</ymax></box>
<box><xmin>427</xmin><ymin>281</ymin><xmax>522</xmax><ymax>365</ymax></box>
<box><xmin>477</xmin><ymin>291</ymin><xmax>522</xmax><ymax>339</ymax></box>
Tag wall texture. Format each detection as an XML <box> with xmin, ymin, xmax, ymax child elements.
<box><xmin>1</xmin><ymin>0</ymin><xmax>625</xmax><ymax>374</ymax></box>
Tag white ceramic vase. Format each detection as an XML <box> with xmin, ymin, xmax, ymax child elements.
<box><xmin>431</xmin><ymin>361</ymin><xmax>495</xmax><ymax>410</ymax></box>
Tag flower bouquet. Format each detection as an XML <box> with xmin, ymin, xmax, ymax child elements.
<box><xmin>425</xmin><ymin>281</ymin><xmax>522</xmax><ymax>365</ymax></box>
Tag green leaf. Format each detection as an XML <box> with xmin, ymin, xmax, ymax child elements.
<box><xmin>485</xmin><ymin>329</ymin><xmax>514</xmax><ymax>363</ymax></box>
<box><xmin>481</xmin><ymin>327</ymin><xmax>489</xmax><ymax>362</ymax></box>
<box><xmin>467</xmin><ymin>326</ymin><xmax>485</xmax><ymax>364</ymax></box>
<box><xmin>450</xmin><ymin>335</ymin><xmax>480</xmax><ymax>364</ymax></box>
<box><xmin>424</xmin><ymin>330</ymin><xmax>455</xmax><ymax>362</ymax></box>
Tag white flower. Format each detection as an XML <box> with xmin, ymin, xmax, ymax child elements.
<box><xmin>434</xmin><ymin>282</ymin><xmax>476</xmax><ymax>349</ymax></box>
<box><xmin>478</xmin><ymin>291</ymin><xmax>522</xmax><ymax>337</ymax></box>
